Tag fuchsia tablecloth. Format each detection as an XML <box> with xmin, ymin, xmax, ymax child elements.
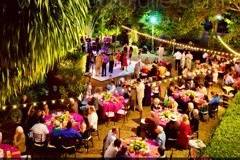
<box><xmin>123</xmin><ymin>137</ymin><xmax>159</xmax><ymax>158</ymax></box>
<box><xmin>44</xmin><ymin>112</ymin><xmax>84</xmax><ymax>132</ymax></box>
<box><xmin>0</xmin><ymin>144</ymin><xmax>21</xmax><ymax>158</ymax></box>
<box><xmin>100</xmin><ymin>96</ymin><xmax>125</xmax><ymax>116</ymax></box>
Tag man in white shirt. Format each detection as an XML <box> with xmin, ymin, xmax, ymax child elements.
<box><xmin>158</xmin><ymin>45</ymin><xmax>165</xmax><ymax>62</ymax></box>
<box><xmin>136</xmin><ymin>78</ymin><xmax>145</xmax><ymax>120</ymax></box>
<box><xmin>103</xmin><ymin>128</ymin><xmax>118</xmax><ymax>153</ymax></box>
<box><xmin>30</xmin><ymin>119</ymin><xmax>49</xmax><ymax>143</ymax></box>
<box><xmin>173</xmin><ymin>51</ymin><xmax>182</xmax><ymax>72</ymax></box>
<box><xmin>104</xmin><ymin>139</ymin><xmax>122</xmax><ymax>158</ymax></box>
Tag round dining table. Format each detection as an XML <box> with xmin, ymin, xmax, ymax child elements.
<box><xmin>0</xmin><ymin>144</ymin><xmax>21</xmax><ymax>158</ymax></box>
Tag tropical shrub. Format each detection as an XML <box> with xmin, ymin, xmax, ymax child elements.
<box><xmin>204</xmin><ymin>92</ymin><xmax>240</xmax><ymax>158</ymax></box>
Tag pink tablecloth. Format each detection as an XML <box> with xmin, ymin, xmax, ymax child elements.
<box><xmin>100</xmin><ymin>96</ymin><xmax>125</xmax><ymax>116</ymax></box>
<box><xmin>0</xmin><ymin>144</ymin><xmax>21</xmax><ymax>158</ymax></box>
<box><xmin>44</xmin><ymin>112</ymin><xmax>84</xmax><ymax>132</ymax></box>
<box><xmin>124</xmin><ymin>137</ymin><xmax>159</xmax><ymax>158</ymax></box>
<box><xmin>151</xmin><ymin>110</ymin><xmax>181</xmax><ymax>127</ymax></box>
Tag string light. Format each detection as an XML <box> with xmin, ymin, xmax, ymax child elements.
<box><xmin>2</xmin><ymin>106</ymin><xmax>6</xmax><ymax>110</ymax></box>
<box><xmin>61</xmin><ymin>99</ymin><xmax>64</xmax><ymax>103</ymax></box>
<box><xmin>43</xmin><ymin>101</ymin><xmax>47</xmax><ymax>105</ymax></box>
<box><xmin>23</xmin><ymin>104</ymin><xmax>27</xmax><ymax>108</ymax></box>
<box><xmin>13</xmin><ymin>105</ymin><xmax>17</xmax><ymax>109</ymax></box>
<box><xmin>52</xmin><ymin>100</ymin><xmax>56</xmax><ymax>104</ymax></box>
<box><xmin>33</xmin><ymin>102</ymin><xmax>37</xmax><ymax>106</ymax></box>
<box><xmin>122</xmin><ymin>25</ymin><xmax>236</xmax><ymax>58</ymax></box>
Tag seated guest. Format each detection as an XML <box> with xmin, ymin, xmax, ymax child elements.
<box><xmin>190</xmin><ymin>109</ymin><xmax>200</xmax><ymax>133</ymax></box>
<box><xmin>197</xmin><ymin>84</ymin><xmax>208</xmax><ymax>96</ymax></box>
<box><xmin>104</xmin><ymin>139</ymin><xmax>122</xmax><ymax>158</ymax></box>
<box><xmin>116</xmin><ymin>145</ymin><xmax>129</xmax><ymax>159</ymax></box>
<box><xmin>103</xmin><ymin>128</ymin><xmax>118</xmax><ymax>153</ymax></box>
<box><xmin>208</xmin><ymin>93</ymin><xmax>221</xmax><ymax>117</ymax></box>
<box><xmin>165</xmin><ymin>116</ymin><xmax>179</xmax><ymax>139</ymax></box>
<box><xmin>87</xmin><ymin>105</ymin><xmax>98</xmax><ymax>131</ymax></box>
<box><xmin>176</xmin><ymin>79</ymin><xmax>186</xmax><ymax>90</ymax></box>
<box><xmin>30</xmin><ymin>118</ymin><xmax>49</xmax><ymax>143</ymax></box>
<box><xmin>13</xmin><ymin>126</ymin><xmax>26</xmax><ymax>153</ymax></box>
<box><xmin>107</xmin><ymin>80</ymin><xmax>116</xmax><ymax>93</ymax></box>
<box><xmin>187</xmin><ymin>102</ymin><xmax>194</xmax><ymax>120</ymax></box>
<box><xmin>51</xmin><ymin>120</ymin><xmax>62</xmax><ymax>139</ymax></box>
<box><xmin>60</xmin><ymin>121</ymin><xmax>82</xmax><ymax>139</ymax></box>
<box><xmin>151</xmin><ymin>98</ymin><xmax>162</xmax><ymax>112</ymax></box>
<box><xmin>224</xmin><ymin>73</ymin><xmax>234</xmax><ymax>85</ymax></box>
<box><xmin>177</xmin><ymin>114</ymin><xmax>191</xmax><ymax>149</ymax></box>
<box><xmin>155</xmin><ymin>126</ymin><xmax>166</xmax><ymax>150</ymax></box>
<box><xmin>167</xmin><ymin>82</ymin><xmax>175</xmax><ymax>97</ymax></box>
<box><xmin>42</xmin><ymin>104</ymin><xmax>50</xmax><ymax>118</ymax></box>
<box><xmin>69</xmin><ymin>98</ymin><xmax>79</xmax><ymax>113</ymax></box>
<box><xmin>148</xmin><ymin>64</ymin><xmax>158</xmax><ymax>77</ymax></box>
<box><xmin>143</xmin><ymin>82</ymin><xmax>152</xmax><ymax>106</ymax></box>
<box><xmin>168</xmin><ymin>97</ymin><xmax>178</xmax><ymax>111</ymax></box>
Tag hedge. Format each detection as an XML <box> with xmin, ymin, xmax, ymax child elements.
<box><xmin>204</xmin><ymin>92</ymin><xmax>240</xmax><ymax>158</ymax></box>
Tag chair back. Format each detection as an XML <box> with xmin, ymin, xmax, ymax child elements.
<box><xmin>33</xmin><ymin>133</ymin><xmax>43</xmax><ymax>143</ymax></box>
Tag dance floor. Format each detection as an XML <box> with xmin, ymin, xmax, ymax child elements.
<box><xmin>90</xmin><ymin>60</ymin><xmax>138</xmax><ymax>81</ymax></box>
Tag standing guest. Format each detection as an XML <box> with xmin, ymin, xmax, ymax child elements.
<box><xmin>95</xmin><ymin>53</ymin><xmax>103</xmax><ymax>76</ymax></box>
<box><xmin>115</xmin><ymin>50</ymin><xmax>121</xmax><ymax>66</ymax></box>
<box><xmin>134</xmin><ymin>61</ymin><xmax>142</xmax><ymax>79</ymax></box>
<box><xmin>158</xmin><ymin>146</ymin><xmax>166</xmax><ymax>159</ymax></box>
<box><xmin>190</xmin><ymin>109</ymin><xmax>200</xmax><ymax>134</ymax></box>
<box><xmin>30</xmin><ymin>118</ymin><xmax>49</xmax><ymax>143</ymax></box>
<box><xmin>20</xmin><ymin>95</ymin><xmax>31</xmax><ymax>125</ymax></box>
<box><xmin>185</xmin><ymin>51</ymin><xmax>193</xmax><ymax>70</ymax></box>
<box><xmin>122</xmin><ymin>47</ymin><xmax>128</xmax><ymax>71</ymax></box>
<box><xmin>87</xmin><ymin>106</ymin><xmax>98</xmax><ymax>131</ymax></box>
<box><xmin>136</xmin><ymin>78</ymin><xmax>145</xmax><ymax>120</ymax></box>
<box><xmin>116</xmin><ymin>145</ymin><xmax>129</xmax><ymax>159</ymax></box>
<box><xmin>155</xmin><ymin>126</ymin><xmax>166</xmax><ymax>150</ymax></box>
<box><xmin>102</xmin><ymin>53</ymin><xmax>109</xmax><ymax>77</ymax></box>
<box><xmin>104</xmin><ymin>139</ymin><xmax>122</xmax><ymax>158</ymax></box>
<box><xmin>129</xmin><ymin>46</ymin><xmax>133</xmax><ymax>64</ymax></box>
<box><xmin>13</xmin><ymin>126</ymin><xmax>26</xmax><ymax>153</ymax></box>
<box><xmin>109</xmin><ymin>53</ymin><xmax>115</xmax><ymax>74</ymax></box>
<box><xmin>103</xmin><ymin>128</ymin><xmax>118</xmax><ymax>153</ymax></box>
<box><xmin>173</xmin><ymin>50</ymin><xmax>182</xmax><ymax>73</ymax></box>
<box><xmin>89</xmin><ymin>52</ymin><xmax>95</xmax><ymax>73</ymax></box>
<box><xmin>177</xmin><ymin>114</ymin><xmax>191</xmax><ymax>149</ymax></box>
<box><xmin>130</xmin><ymin>83</ymin><xmax>137</xmax><ymax>111</ymax></box>
<box><xmin>202</xmin><ymin>52</ymin><xmax>209</xmax><ymax>63</ymax></box>
<box><xmin>85</xmin><ymin>53</ymin><xmax>91</xmax><ymax>73</ymax></box>
<box><xmin>158</xmin><ymin>45</ymin><xmax>165</xmax><ymax>62</ymax></box>
<box><xmin>143</xmin><ymin>81</ymin><xmax>152</xmax><ymax>106</ymax></box>
<box><xmin>181</xmin><ymin>50</ymin><xmax>186</xmax><ymax>70</ymax></box>
<box><xmin>212</xmin><ymin>68</ymin><xmax>219</xmax><ymax>84</ymax></box>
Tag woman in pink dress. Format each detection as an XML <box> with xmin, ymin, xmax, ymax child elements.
<box><xmin>177</xmin><ymin>114</ymin><xmax>191</xmax><ymax>149</ymax></box>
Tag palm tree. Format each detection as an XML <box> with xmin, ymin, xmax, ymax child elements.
<box><xmin>0</xmin><ymin>0</ymin><xmax>89</xmax><ymax>104</ymax></box>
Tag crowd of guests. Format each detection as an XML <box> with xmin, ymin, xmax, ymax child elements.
<box><xmin>1</xmin><ymin>42</ymin><xmax>240</xmax><ymax>158</ymax></box>
<box><xmin>85</xmin><ymin>39</ymin><xmax>137</xmax><ymax>77</ymax></box>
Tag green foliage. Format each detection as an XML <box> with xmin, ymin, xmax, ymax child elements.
<box><xmin>204</xmin><ymin>92</ymin><xmax>240</xmax><ymax>158</ymax></box>
<box><xmin>0</xmin><ymin>0</ymin><xmax>89</xmax><ymax>104</ymax></box>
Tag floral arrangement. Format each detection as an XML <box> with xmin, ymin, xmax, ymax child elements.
<box><xmin>185</xmin><ymin>90</ymin><xmax>196</xmax><ymax>97</ymax></box>
<box><xmin>129</xmin><ymin>140</ymin><xmax>149</xmax><ymax>154</ymax></box>
<box><xmin>102</xmin><ymin>92</ymin><xmax>112</xmax><ymax>101</ymax></box>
